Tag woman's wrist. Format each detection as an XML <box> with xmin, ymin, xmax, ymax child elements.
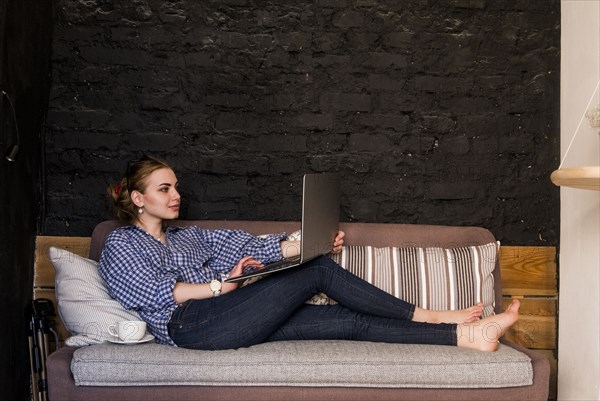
<box><xmin>221</xmin><ymin>281</ymin><xmax>239</xmax><ymax>294</ymax></box>
<box><xmin>280</xmin><ymin>240</ymin><xmax>300</xmax><ymax>258</ymax></box>
<box><xmin>173</xmin><ymin>281</ymin><xmax>213</xmax><ymax>303</ymax></box>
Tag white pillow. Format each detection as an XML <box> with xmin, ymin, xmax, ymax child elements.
<box><xmin>256</xmin><ymin>230</ymin><xmax>301</xmax><ymax>240</ymax></box>
<box><xmin>49</xmin><ymin>246</ymin><xmax>141</xmax><ymax>346</ymax></box>
<box><xmin>286</xmin><ymin>230</ymin><xmax>301</xmax><ymax>241</ymax></box>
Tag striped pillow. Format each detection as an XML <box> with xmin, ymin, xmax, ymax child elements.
<box><xmin>309</xmin><ymin>243</ymin><xmax>497</xmax><ymax>317</ymax></box>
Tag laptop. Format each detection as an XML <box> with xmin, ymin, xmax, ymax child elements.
<box><xmin>225</xmin><ymin>173</ymin><xmax>340</xmax><ymax>283</ymax></box>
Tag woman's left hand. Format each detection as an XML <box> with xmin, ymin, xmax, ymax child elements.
<box><xmin>331</xmin><ymin>231</ymin><xmax>345</xmax><ymax>254</ymax></box>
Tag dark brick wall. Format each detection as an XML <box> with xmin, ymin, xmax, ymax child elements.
<box><xmin>46</xmin><ymin>0</ymin><xmax>560</xmax><ymax>246</ymax></box>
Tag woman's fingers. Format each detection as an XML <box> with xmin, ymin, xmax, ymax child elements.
<box><xmin>331</xmin><ymin>231</ymin><xmax>345</xmax><ymax>253</ymax></box>
<box><xmin>230</xmin><ymin>256</ymin><xmax>254</xmax><ymax>276</ymax></box>
<box><xmin>241</xmin><ymin>256</ymin><xmax>264</xmax><ymax>271</ymax></box>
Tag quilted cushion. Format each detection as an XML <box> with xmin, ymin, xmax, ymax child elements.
<box><xmin>71</xmin><ymin>341</ymin><xmax>533</xmax><ymax>388</ymax></box>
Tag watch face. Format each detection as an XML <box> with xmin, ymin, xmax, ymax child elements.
<box><xmin>210</xmin><ymin>280</ymin><xmax>221</xmax><ymax>292</ymax></box>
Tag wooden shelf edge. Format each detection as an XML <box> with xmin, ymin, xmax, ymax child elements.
<box><xmin>551</xmin><ymin>166</ymin><xmax>600</xmax><ymax>190</ymax></box>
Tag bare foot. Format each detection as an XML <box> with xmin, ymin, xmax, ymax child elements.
<box><xmin>457</xmin><ymin>299</ymin><xmax>520</xmax><ymax>352</ymax></box>
<box><xmin>412</xmin><ymin>303</ymin><xmax>484</xmax><ymax>324</ymax></box>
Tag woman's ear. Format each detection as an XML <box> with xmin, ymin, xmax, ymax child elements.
<box><xmin>130</xmin><ymin>190</ymin><xmax>144</xmax><ymax>208</ymax></box>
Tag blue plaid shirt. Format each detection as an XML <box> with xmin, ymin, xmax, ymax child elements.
<box><xmin>98</xmin><ymin>225</ymin><xmax>286</xmax><ymax>345</ymax></box>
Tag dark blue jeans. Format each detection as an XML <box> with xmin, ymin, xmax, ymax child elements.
<box><xmin>167</xmin><ymin>256</ymin><xmax>457</xmax><ymax>350</ymax></box>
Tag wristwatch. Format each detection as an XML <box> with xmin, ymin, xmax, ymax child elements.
<box><xmin>209</xmin><ymin>280</ymin><xmax>222</xmax><ymax>297</ymax></box>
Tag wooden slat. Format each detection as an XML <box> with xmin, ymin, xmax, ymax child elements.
<box><xmin>34</xmin><ymin>236</ymin><xmax>90</xmax><ymax>343</ymax></box>
<box><xmin>503</xmin><ymin>297</ymin><xmax>557</xmax><ymax>316</ymax></box>
<box><xmin>499</xmin><ymin>246</ymin><xmax>557</xmax><ymax>296</ymax></box>
<box><xmin>502</xmin><ymin>297</ymin><xmax>557</xmax><ymax>349</ymax></box>
<box><xmin>34</xmin><ymin>236</ymin><xmax>90</xmax><ymax>288</ymax></box>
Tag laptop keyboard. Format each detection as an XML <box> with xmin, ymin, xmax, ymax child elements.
<box><xmin>243</xmin><ymin>255</ymin><xmax>302</xmax><ymax>274</ymax></box>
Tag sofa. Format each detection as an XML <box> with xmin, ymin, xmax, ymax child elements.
<box><xmin>44</xmin><ymin>220</ymin><xmax>550</xmax><ymax>401</ymax></box>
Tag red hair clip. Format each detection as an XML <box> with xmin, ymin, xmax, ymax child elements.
<box><xmin>114</xmin><ymin>183</ymin><xmax>123</xmax><ymax>196</ymax></box>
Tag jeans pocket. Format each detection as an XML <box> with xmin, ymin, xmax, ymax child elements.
<box><xmin>167</xmin><ymin>300</ymin><xmax>219</xmax><ymax>349</ymax></box>
<box><xmin>170</xmin><ymin>320</ymin><xmax>218</xmax><ymax>350</ymax></box>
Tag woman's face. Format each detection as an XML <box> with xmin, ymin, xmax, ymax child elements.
<box><xmin>133</xmin><ymin>167</ymin><xmax>181</xmax><ymax>222</ymax></box>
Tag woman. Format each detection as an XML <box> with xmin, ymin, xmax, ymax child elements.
<box><xmin>99</xmin><ymin>156</ymin><xmax>519</xmax><ymax>352</ymax></box>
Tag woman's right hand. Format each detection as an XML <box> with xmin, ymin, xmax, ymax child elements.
<box><xmin>222</xmin><ymin>256</ymin><xmax>264</xmax><ymax>294</ymax></box>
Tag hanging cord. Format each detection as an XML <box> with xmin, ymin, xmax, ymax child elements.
<box><xmin>49</xmin><ymin>327</ymin><xmax>59</xmax><ymax>352</ymax></box>
<box><xmin>559</xmin><ymin>80</ymin><xmax>600</xmax><ymax>169</ymax></box>
<box><xmin>1</xmin><ymin>90</ymin><xmax>20</xmax><ymax>161</ymax></box>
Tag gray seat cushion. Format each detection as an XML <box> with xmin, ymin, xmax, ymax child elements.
<box><xmin>71</xmin><ymin>340</ymin><xmax>533</xmax><ymax>388</ymax></box>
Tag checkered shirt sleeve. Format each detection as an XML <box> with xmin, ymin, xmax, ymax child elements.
<box><xmin>188</xmin><ymin>227</ymin><xmax>286</xmax><ymax>275</ymax></box>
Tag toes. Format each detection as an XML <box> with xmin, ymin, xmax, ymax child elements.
<box><xmin>506</xmin><ymin>299</ymin><xmax>521</xmax><ymax>314</ymax></box>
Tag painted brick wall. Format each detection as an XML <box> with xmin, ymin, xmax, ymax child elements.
<box><xmin>45</xmin><ymin>0</ymin><xmax>560</xmax><ymax>245</ymax></box>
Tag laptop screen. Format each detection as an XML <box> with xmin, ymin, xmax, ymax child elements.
<box><xmin>300</xmin><ymin>173</ymin><xmax>340</xmax><ymax>262</ymax></box>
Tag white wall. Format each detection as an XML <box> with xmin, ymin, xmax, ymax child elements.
<box><xmin>558</xmin><ymin>1</ymin><xmax>600</xmax><ymax>400</ymax></box>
